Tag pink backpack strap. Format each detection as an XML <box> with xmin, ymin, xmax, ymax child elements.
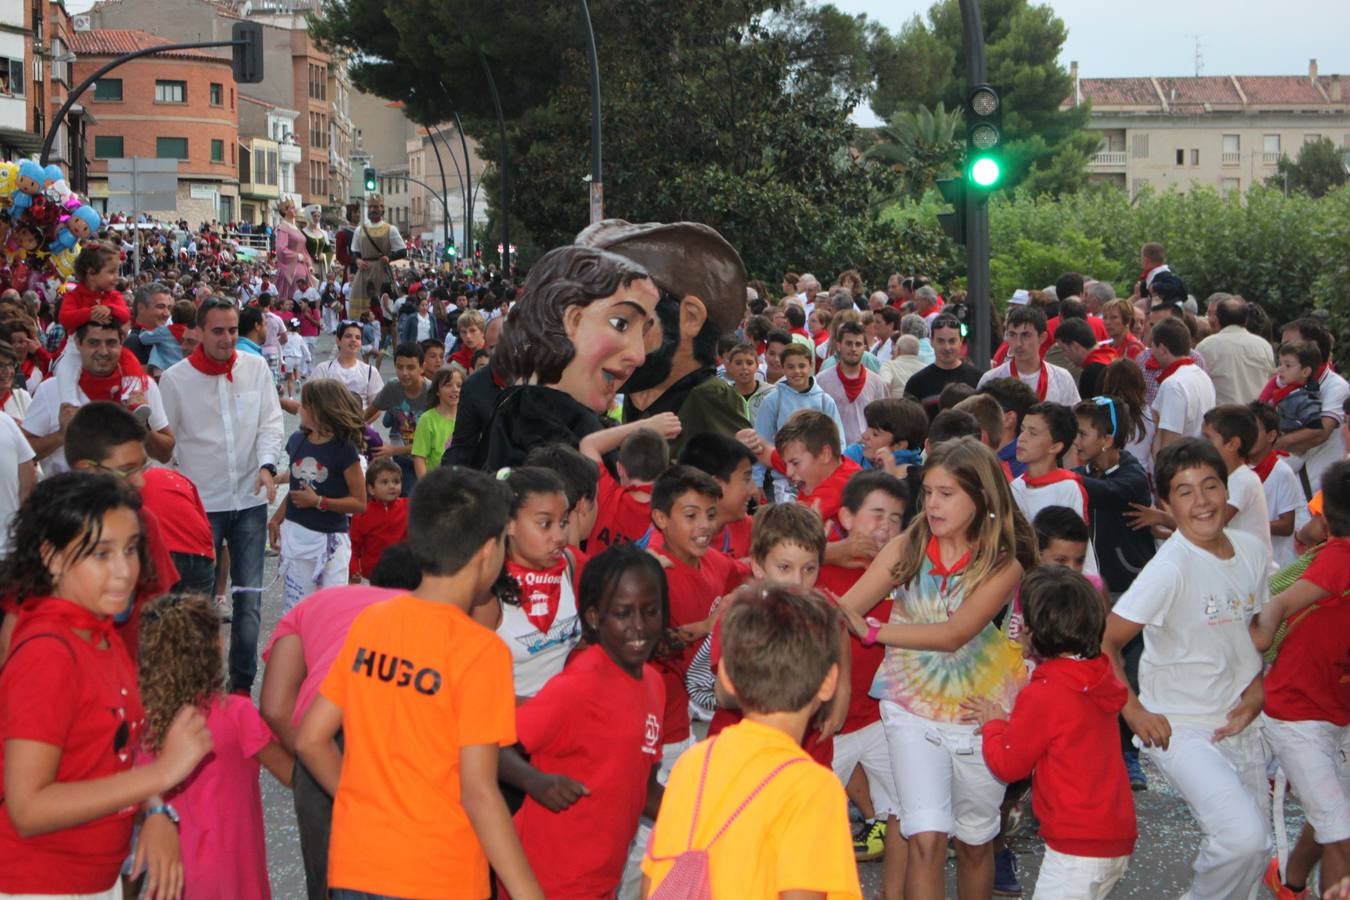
<box><xmin>704</xmin><ymin>756</ymin><xmax>805</xmax><ymax>850</ymax></box>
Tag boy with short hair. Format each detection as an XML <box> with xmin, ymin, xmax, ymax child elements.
<box><xmin>348</xmin><ymin>458</ymin><xmax>409</xmax><ymax>584</ymax></box>
<box><xmin>365</xmin><ymin>340</ymin><xmax>431</xmax><ymax>496</ymax></box>
<box><xmin>296</xmin><ymin>467</ymin><xmax>543</xmax><ymax>900</ymax></box>
<box><xmin>978</xmin><ymin>305</ymin><xmax>1081</xmax><ymax>405</ymax></box>
<box><xmin>1201</xmin><ymin>404</ymin><xmax>1275</xmax><ymax>565</ymax></box>
<box><xmin>643</xmin><ymin>584</ymin><xmax>862</xmax><ymax>899</ymax></box>
<box><xmin>1011</xmin><ymin>403</ymin><xmax>1093</xmax><ymax>567</ymax></box>
<box><xmin>581</xmin><ymin>420</ymin><xmax>675</xmax><ymax>551</ymax></box>
<box><xmin>979</xmin><ymin>377</ymin><xmax>1038</xmax><ymax>479</ymax></box>
<box><xmin>1267</xmin><ymin>341</ymin><xmax>1323</xmax><ymax>435</ymax></box>
<box><xmin>1104</xmin><ymin>438</ymin><xmax>1271</xmax><ymax>900</ymax></box>
<box><xmin>419</xmin><ymin>338</ymin><xmax>445</xmax><ymax>380</ymax></box>
<box><xmin>754</xmin><ymin>341</ymin><xmax>846</xmax><ymax>502</ymax></box>
<box><xmin>1150</xmin><ymin>318</ymin><xmax>1216</xmax><ymax>454</ymax></box>
<box><xmin>740</xmin><ymin>408</ymin><xmax>861</xmax><ymax>532</ymax></box>
<box><xmin>966</xmin><ymin>566</ymin><xmax>1138</xmax><ymax>900</ymax></box>
<box><xmin>725</xmin><ymin>341</ymin><xmax>773</xmax><ymax>423</ymax></box>
<box><xmin>1246</xmin><ymin>402</ymin><xmax>1305</xmax><ymax>568</ymax></box>
<box><xmin>842</xmin><ymin>397</ymin><xmax>927</xmax><ymax>475</ymax></box>
<box><xmin>678</xmin><ymin>432</ymin><xmax>759</xmax><ymax>560</ymax></box>
<box><xmin>1251</xmin><ymin>459</ymin><xmax>1350</xmax><ymax>899</ymax></box>
<box><xmin>925</xmin><ymin>408</ymin><xmax>982</xmax><ymax>450</ymax></box>
<box><xmin>523</xmin><ymin>442</ymin><xmax>601</xmax><ymax>551</ymax></box>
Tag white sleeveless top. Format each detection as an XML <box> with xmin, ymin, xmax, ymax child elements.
<box><xmin>496</xmin><ymin>567</ymin><xmax>582</xmax><ymax>698</ymax></box>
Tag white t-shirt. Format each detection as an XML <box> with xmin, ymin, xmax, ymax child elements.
<box><xmin>1009</xmin><ymin>473</ymin><xmax>1099</xmax><ymax>576</ymax></box>
<box><xmin>3</xmin><ymin>388</ymin><xmax>32</xmax><ymax>426</ymax></box>
<box><xmin>22</xmin><ymin>376</ymin><xmax>169</xmax><ymax>475</ymax></box>
<box><xmin>1113</xmin><ymin>529</ymin><xmax>1268</xmax><ymax>724</ymax></box>
<box><xmin>1295</xmin><ymin>367</ymin><xmax>1350</xmax><ymax>489</ymax></box>
<box><xmin>496</xmin><ymin>568</ymin><xmax>582</xmax><ymax>699</ymax></box>
<box><xmin>310</xmin><ymin>358</ymin><xmax>384</xmax><ymax>406</ymax></box>
<box><xmin>977</xmin><ymin>359</ymin><xmax>1080</xmax><ymax>406</ymax></box>
<box><xmin>1225</xmin><ymin>463</ymin><xmax>1273</xmax><ymax>568</ymax></box>
<box><xmin>0</xmin><ymin>413</ymin><xmax>36</xmax><ymax>554</ymax></box>
<box><xmin>1124</xmin><ymin>406</ymin><xmax>1157</xmax><ymax>476</ymax></box>
<box><xmin>1151</xmin><ymin>364</ymin><xmax>1215</xmax><ymax>439</ymax></box>
<box><xmin>1259</xmin><ymin>458</ymin><xmax>1305</xmax><ymax>568</ymax></box>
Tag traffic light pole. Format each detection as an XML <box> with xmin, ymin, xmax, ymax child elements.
<box><xmin>959</xmin><ymin>0</ymin><xmax>992</xmax><ymax>370</ymax></box>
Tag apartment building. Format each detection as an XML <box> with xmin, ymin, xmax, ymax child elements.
<box><xmin>0</xmin><ymin>0</ymin><xmax>40</xmax><ymax>160</ymax></box>
<box><xmin>1069</xmin><ymin>60</ymin><xmax>1350</xmax><ymax>198</ymax></box>
<box><xmin>72</xmin><ymin>27</ymin><xmax>239</xmax><ymax>222</ymax></box>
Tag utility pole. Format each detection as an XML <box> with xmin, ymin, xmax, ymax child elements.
<box><xmin>958</xmin><ymin>0</ymin><xmax>992</xmax><ymax>369</ymax></box>
<box><xmin>580</xmin><ymin>0</ymin><xmax>603</xmax><ymax>223</ymax></box>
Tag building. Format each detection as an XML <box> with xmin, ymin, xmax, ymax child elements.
<box><xmin>1069</xmin><ymin>60</ymin><xmax>1350</xmax><ymax>198</ymax></box>
<box><xmin>0</xmin><ymin>0</ymin><xmax>42</xmax><ymax>160</ymax></box>
<box><xmin>72</xmin><ymin>27</ymin><xmax>239</xmax><ymax>222</ymax></box>
<box><xmin>90</xmin><ymin>0</ymin><xmax>353</xmax><ymax>215</ymax></box>
<box><xmin>40</xmin><ymin>0</ymin><xmax>95</xmax><ymax>194</ymax></box>
<box><xmin>238</xmin><ymin>93</ymin><xmax>300</xmax><ymax>224</ymax></box>
<box><xmin>405</xmin><ymin>123</ymin><xmax>488</xmax><ymax>248</ymax></box>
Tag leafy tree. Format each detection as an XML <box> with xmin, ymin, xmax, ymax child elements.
<box><xmin>863</xmin><ymin>102</ymin><xmax>964</xmax><ymax>200</ymax></box>
<box><xmin>1267</xmin><ymin>137</ymin><xmax>1349</xmax><ymax>198</ymax></box>
<box><xmin>868</xmin><ymin>0</ymin><xmax>1096</xmax><ymax>195</ymax></box>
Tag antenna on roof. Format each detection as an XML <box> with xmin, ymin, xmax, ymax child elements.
<box><xmin>1186</xmin><ymin>33</ymin><xmax>1204</xmax><ymax>77</ymax></box>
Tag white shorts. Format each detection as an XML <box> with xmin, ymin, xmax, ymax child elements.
<box><xmin>880</xmin><ymin>699</ymin><xmax>1005</xmax><ymax>844</ymax></box>
<box><xmin>1</xmin><ymin>883</ymin><xmax>122</xmax><ymax>900</ymax></box>
<box><xmin>1262</xmin><ymin>715</ymin><xmax>1350</xmax><ymax>843</ymax></box>
<box><xmin>832</xmin><ymin>719</ymin><xmax>899</xmax><ymax>819</ymax></box>
<box><xmin>1032</xmin><ymin>847</ymin><xmax>1129</xmax><ymax>900</ymax></box>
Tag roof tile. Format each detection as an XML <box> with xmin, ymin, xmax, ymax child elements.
<box><xmin>69</xmin><ymin>28</ymin><xmax>230</xmax><ymax>63</ymax></box>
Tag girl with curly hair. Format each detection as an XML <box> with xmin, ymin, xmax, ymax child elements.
<box><xmin>138</xmin><ymin>593</ymin><xmax>292</xmax><ymax>900</ymax></box>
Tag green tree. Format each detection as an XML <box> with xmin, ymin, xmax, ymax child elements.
<box><xmin>868</xmin><ymin>0</ymin><xmax>1096</xmax><ymax>195</ymax></box>
<box><xmin>1267</xmin><ymin>137</ymin><xmax>1349</xmax><ymax>198</ymax></box>
<box><xmin>863</xmin><ymin>102</ymin><xmax>964</xmax><ymax>200</ymax></box>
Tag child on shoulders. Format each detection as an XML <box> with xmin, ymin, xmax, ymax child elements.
<box><xmin>1262</xmin><ymin>341</ymin><xmax>1323</xmax><ymax>435</ymax></box>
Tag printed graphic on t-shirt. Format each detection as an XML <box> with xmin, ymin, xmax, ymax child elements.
<box><xmin>1203</xmin><ymin>590</ymin><xmax>1258</xmax><ymax>626</ymax></box>
<box><xmin>642</xmin><ymin>713</ymin><xmax>661</xmax><ymax>756</ymax></box>
<box><xmin>349</xmin><ymin>644</ymin><xmax>442</xmax><ymax>695</ymax></box>
<box><xmin>291</xmin><ymin>456</ymin><xmax>330</xmax><ymax>488</ymax></box>
<box><xmin>514</xmin><ymin>614</ymin><xmax>581</xmax><ymax>657</ymax></box>
<box><xmin>390</xmin><ymin>402</ymin><xmax>418</xmax><ymax>443</ymax></box>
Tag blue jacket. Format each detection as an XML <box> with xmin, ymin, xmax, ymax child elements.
<box><xmin>753</xmin><ymin>378</ymin><xmax>845</xmax><ymax>486</ymax></box>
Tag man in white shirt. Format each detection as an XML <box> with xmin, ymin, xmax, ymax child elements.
<box><xmin>870</xmin><ymin>304</ymin><xmax>898</xmax><ymax>363</ymax></box>
<box><xmin>1150</xmin><ymin>319</ymin><xmax>1216</xmax><ymax>457</ymax></box>
<box><xmin>816</xmin><ymin>320</ymin><xmax>888</xmax><ymax>445</ymax></box>
<box><xmin>1195</xmin><ymin>296</ymin><xmax>1274</xmax><ymax>407</ymax></box>
<box><xmin>22</xmin><ymin>321</ymin><xmax>175</xmax><ymax>474</ymax></box>
<box><xmin>0</xmin><ymin>412</ymin><xmax>35</xmax><ymax>555</ymax></box>
<box><xmin>978</xmin><ymin>305</ymin><xmax>1080</xmax><ymax>406</ymax></box>
<box><xmin>160</xmin><ymin>297</ymin><xmax>284</xmax><ymax>694</ymax></box>
<box><xmin>1276</xmin><ymin>317</ymin><xmax>1350</xmax><ymax>494</ymax></box>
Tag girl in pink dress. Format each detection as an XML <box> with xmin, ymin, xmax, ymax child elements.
<box><xmin>138</xmin><ymin>593</ymin><xmax>295</xmax><ymax>900</ymax></box>
<box><xmin>274</xmin><ymin>198</ymin><xmax>313</xmax><ymax>304</ymax></box>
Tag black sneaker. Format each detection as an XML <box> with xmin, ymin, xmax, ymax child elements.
<box><xmin>993</xmin><ymin>848</ymin><xmax>1022</xmax><ymax>896</ymax></box>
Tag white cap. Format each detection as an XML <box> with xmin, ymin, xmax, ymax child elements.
<box><xmin>1009</xmin><ymin>289</ymin><xmax>1030</xmax><ymax>306</ymax></box>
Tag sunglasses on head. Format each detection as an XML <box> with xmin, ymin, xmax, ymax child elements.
<box><xmin>1091</xmin><ymin>396</ymin><xmax>1117</xmax><ymax>436</ymax></box>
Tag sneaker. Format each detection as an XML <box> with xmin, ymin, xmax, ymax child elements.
<box><xmin>993</xmin><ymin>848</ymin><xmax>1022</xmax><ymax>897</ymax></box>
<box><xmin>1264</xmin><ymin>857</ymin><xmax>1308</xmax><ymax>899</ymax></box>
<box><xmin>853</xmin><ymin>818</ymin><xmax>885</xmax><ymax>862</ymax></box>
<box><xmin>1124</xmin><ymin>749</ymin><xmax>1148</xmax><ymax>791</ymax></box>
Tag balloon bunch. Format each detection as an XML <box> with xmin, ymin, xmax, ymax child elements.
<box><xmin>0</xmin><ymin>160</ymin><xmax>103</xmax><ymax>293</ymax></box>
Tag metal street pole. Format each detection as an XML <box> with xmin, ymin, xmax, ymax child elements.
<box><xmin>422</xmin><ymin>124</ymin><xmax>454</xmax><ymax>260</ymax></box>
<box><xmin>580</xmin><ymin>0</ymin><xmax>603</xmax><ymax>223</ymax></box>
<box><xmin>959</xmin><ymin>0</ymin><xmax>992</xmax><ymax>370</ymax></box>
<box><xmin>450</xmin><ymin>110</ymin><xmax>473</xmax><ymax>257</ymax></box>
<box><xmin>476</xmin><ymin>48</ymin><xmax>510</xmax><ymax>272</ymax></box>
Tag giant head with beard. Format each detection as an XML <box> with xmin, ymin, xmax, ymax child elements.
<box><xmin>575</xmin><ymin>220</ymin><xmax>750</xmax><ymax>451</ymax></box>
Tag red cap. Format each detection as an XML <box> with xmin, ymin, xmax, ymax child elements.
<box><xmin>408</xmin><ymin>281</ymin><xmax>423</xmax><ymax>294</ymax></box>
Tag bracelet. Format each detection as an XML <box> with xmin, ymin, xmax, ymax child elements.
<box><xmin>861</xmin><ymin>617</ymin><xmax>883</xmax><ymax>648</ymax></box>
<box><xmin>146</xmin><ymin>803</ymin><xmax>179</xmax><ymax>826</ymax></box>
<box><xmin>318</xmin><ymin>496</ymin><xmax>329</xmax><ymax>512</ymax></box>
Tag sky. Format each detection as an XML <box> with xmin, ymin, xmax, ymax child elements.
<box><xmin>834</xmin><ymin>0</ymin><xmax>1349</xmax><ymax>124</ymax></box>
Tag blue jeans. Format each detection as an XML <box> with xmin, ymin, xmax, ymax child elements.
<box><xmin>207</xmin><ymin>504</ymin><xmax>267</xmax><ymax>692</ymax></box>
<box><xmin>170</xmin><ymin>551</ymin><xmax>216</xmax><ymax>597</ymax></box>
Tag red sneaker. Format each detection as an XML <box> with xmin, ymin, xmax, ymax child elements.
<box><xmin>1265</xmin><ymin>857</ymin><xmax>1308</xmax><ymax>899</ymax></box>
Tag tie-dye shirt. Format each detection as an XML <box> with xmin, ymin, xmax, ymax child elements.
<box><xmin>870</xmin><ymin>541</ymin><xmax>1027</xmax><ymax>723</ymax></box>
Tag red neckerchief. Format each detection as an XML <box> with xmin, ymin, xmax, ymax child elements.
<box><xmin>1009</xmin><ymin>357</ymin><xmax>1048</xmax><ymax>401</ymax></box>
<box><xmin>790</xmin><ymin>327</ymin><xmax>810</xmax><ymax>340</ymax></box>
<box><xmin>1251</xmin><ymin>450</ymin><xmax>1289</xmax><ymax>483</ymax></box>
<box><xmin>1112</xmin><ymin>335</ymin><xmax>1144</xmax><ymax>359</ymax></box>
<box><xmin>78</xmin><ymin>366</ymin><xmax>126</xmax><ymax>403</ymax></box>
<box><xmin>17</xmin><ymin>595</ymin><xmax>119</xmax><ymax>648</ymax></box>
<box><xmin>506</xmin><ymin>556</ymin><xmax>567</xmax><ymax>634</ymax></box>
<box><xmin>813</xmin><ymin>330</ymin><xmax>831</xmax><ymax>347</ymax></box>
<box><xmin>835</xmin><ymin>365</ymin><xmax>866</xmax><ymax>402</ymax></box>
<box><xmin>1154</xmin><ymin>357</ymin><xmax>1195</xmax><ymax>383</ymax></box>
<box><xmin>925</xmin><ymin>535</ymin><xmax>972</xmax><ymax>593</ymax></box>
<box><xmin>1313</xmin><ymin>362</ymin><xmax>1329</xmax><ymax>381</ymax></box>
<box><xmin>1265</xmin><ymin>380</ymin><xmax>1303</xmax><ymax>406</ymax></box>
<box><xmin>20</xmin><ymin>355</ymin><xmax>35</xmax><ymax>381</ymax></box>
<box><xmin>1021</xmin><ymin>469</ymin><xmax>1091</xmax><ymax>526</ymax></box>
<box><xmin>188</xmin><ymin>344</ymin><xmax>236</xmax><ymax>381</ymax></box>
<box><xmin>0</xmin><ymin>389</ymin><xmax>10</xmax><ymax>410</ymax></box>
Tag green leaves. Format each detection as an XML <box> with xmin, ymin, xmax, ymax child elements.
<box><xmin>1265</xmin><ymin>138</ymin><xmax>1349</xmax><ymax>199</ymax></box>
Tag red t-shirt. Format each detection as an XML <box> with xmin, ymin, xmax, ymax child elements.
<box><xmin>140</xmin><ymin>467</ymin><xmax>215</xmax><ymax>559</ymax></box>
<box><xmin>587</xmin><ymin>467</ymin><xmax>655</xmax><ymax>551</ymax></box>
<box><xmin>1264</xmin><ymin>539</ymin><xmax>1350</xmax><ymax>725</ymax></box>
<box><xmin>816</xmin><ymin>563</ymin><xmax>893</xmax><ymax>734</ymax></box>
<box><xmin>0</xmin><ymin>598</ymin><xmax>147</xmax><ymax>894</ymax></box>
<box><xmin>348</xmin><ymin>497</ymin><xmax>409</xmax><ymax>579</ymax></box>
<box><xmin>512</xmin><ymin>646</ymin><xmax>664</xmax><ymax>897</ymax></box>
<box><xmin>714</xmin><ymin>515</ymin><xmax>753</xmax><ymax>560</ymax></box>
<box><xmin>797</xmin><ymin>457</ymin><xmax>862</xmax><ymax>534</ymax></box>
<box><xmin>656</xmin><ymin>548</ymin><xmax>747</xmax><ymax>744</ymax></box>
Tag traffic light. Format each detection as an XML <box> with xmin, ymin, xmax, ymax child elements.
<box><xmin>231</xmin><ymin>21</ymin><xmax>263</xmax><ymax>84</ymax></box>
<box><xmin>965</xmin><ymin>84</ymin><xmax>1003</xmax><ymax>194</ymax></box>
<box><xmin>363</xmin><ymin>166</ymin><xmax>376</xmax><ymax>192</ymax></box>
<box><xmin>936</xmin><ymin>177</ymin><xmax>966</xmax><ymax>245</ymax></box>
<box><xmin>444</xmin><ymin>243</ymin><xmax>457</xmax><ymax>260</ymax></box>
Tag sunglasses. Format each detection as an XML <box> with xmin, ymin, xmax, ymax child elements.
<box><xmin>1091</xmin><ymin>396</ymin><xmax>1117</xmax><ymax>436</ymax></box>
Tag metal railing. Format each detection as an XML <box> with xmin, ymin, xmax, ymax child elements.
<box><xmin>1221</xmin><ymin>151</ymin><xmax>1241</xmax><ymax>165</ymax></box>
<box><xmin>1089</xmin><ymin>151</ymin><xmax>1127</xmax><ymax>167</ymax></box>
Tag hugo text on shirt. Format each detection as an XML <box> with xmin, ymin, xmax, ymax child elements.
<box><xmin>349</xmin><ymin>645</ymin><xmax>442</xmax><ymax>695</ymax></box>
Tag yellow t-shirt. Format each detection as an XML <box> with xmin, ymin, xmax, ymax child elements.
<box><xmin>643</xmin><ymin>719</ymin><xmax>862</xmax><ymax>899</ymax></box>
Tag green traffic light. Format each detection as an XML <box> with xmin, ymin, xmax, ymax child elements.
<box><xmin>970</xmin><ymin>157</ymin><xmax>1001</xmax><ymax>188</ymax></box>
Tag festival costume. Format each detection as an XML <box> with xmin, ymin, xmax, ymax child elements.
<box><xmin>348</xmin><ymin>219</ymin><xmax>406</xmax><ymax>318</ymax></box>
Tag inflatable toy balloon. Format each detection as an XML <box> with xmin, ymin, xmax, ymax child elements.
<box><xmin>0</xmin><ymin>162</ymin><xmax>17</xmax><ymax>202</ymax></box>
<box><xmin>43</xmin><ymin>164</ymin><xmax>71</xmax><ymax>203</ymax></box>
<box><xmin>50</xmin><ymin>205</ymin><xmax>100</xmax><ymax>253</ymax></box>
<box><xmin>10</xmin><ymin>161</ymin><xmax>44</xmax><ymax>218</ymax></box>
<box><xmin>50</xmin><ymin>246</ymin><xmax>77</xmax><ymax>280</ymax></box>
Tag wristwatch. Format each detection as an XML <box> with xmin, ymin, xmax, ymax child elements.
<box><xmin>259</xmin><ymin>463</ymin><xmax>278</xmax><ymax>476</ymax></box>
<box><xmin>146</xmin><ymin>803</ymin><xmax>180</xmax><ymax>826</ymax></box>
<box><xmin>861</xmin><ymin>617</ymin><xmax>883</xmax><ymax>649</ymax></box>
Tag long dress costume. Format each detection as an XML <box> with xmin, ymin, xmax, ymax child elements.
<box><xmin>348</xmin><ymin>221</ymin><xmax>406</xmax><ymax>318</ymax></box>
<box><xmin>273</xmin><ymin>219</ymin><xmax>313</xmax><ymax>304</ymax></box>
<box><xmin>302</xmin><ymin>226</ymin><xmax>332</xmax><ymax>283</ymax></box>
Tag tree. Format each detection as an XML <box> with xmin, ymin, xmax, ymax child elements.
<box><xmin>863</xmin><ymin>102</ymin><xmax>964</xmax><ymax>200</ymax></box>
<box><xmin>868</xmin><ymin>0</ymin><xmax>1096</xmax><ymax>195</ymax></box>
<box><xmin>1267</xmin><ymin>137</ymin><xmax>1349</xmax><ymax>198</ymax></box>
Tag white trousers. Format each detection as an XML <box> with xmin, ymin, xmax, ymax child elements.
<box><xmin>618</xmin><ymin>734</ymin><xmax>695</xmax><ymax>900</ymax></box>
<box><xmin>832</xmin><ymin>719</ymin><xmax>899</xmax><ymax>819</ymax></box>
<box><xmin>1032</xmin><ymin>848</ymin><xmax>1129</xmax><ymax>900</ymax></box>
<box><xmin>280</xmin><ymin>519</ymin><xmax>352</xmax><ymax>613</ymax></box>
<box><xmin>1263</xmin><ymin>715</ymin><xmax>1350</xmax><ymax>843</ymax></box>
<box><xmin>1143</xmin><ymin>722</ymin><xmax>1269</xmax><ymax>900</ymax></box>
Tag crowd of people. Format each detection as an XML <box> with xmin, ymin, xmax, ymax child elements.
<box><xmin>0</xmin><ymin>213</ymin><xmax>1346</xmax><ymax>900</ymax></box>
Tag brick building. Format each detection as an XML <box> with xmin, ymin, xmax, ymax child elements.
<box><xmin>72</xmin><ymin>27</ymin><xmax>239</xmax><ymax>223</ymax></box>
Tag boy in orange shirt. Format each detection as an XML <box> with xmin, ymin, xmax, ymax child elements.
<box><xmin>296</xmin><ymin>467</ymin><xmax>543</xmax><ymax>900</ymax></box>
<box><xmin>643</xmin><ymin>583</ymin><xmax>862</xmax><ymax>899</ymax></box>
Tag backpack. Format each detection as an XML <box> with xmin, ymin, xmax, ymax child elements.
<box><xmin>647</xmin><ymin>736</ymin><xmax>805</xmax><ymax>900</ymax></box>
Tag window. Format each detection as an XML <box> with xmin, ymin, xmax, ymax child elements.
<box><xmin>1222</xmin><ymin>134</ymin><xmax>1240</xmax><ymax>153</ymax></box>
<box><xmin>211</xmin><ymin>139</ymin><xmax>224</xmax><ymax>162</ymax></box>
<box><xmin>155</xmin><ymin>80</ymin><xmax>186</xmax><ymax>103</ymax></box>
<box><xmin>1220</xmin><ymin>178</ymin><xmax>1240</xmax><ymax>195</ymax></box>
<box><xmin>1131</xmin><ymin>133</ymin><xmax>1149</xmax><ymax>159</ymax></box>
<box><xmin>0</xmin><ymin>56</ymin><xmax>24</xmax><ymax>96</ymax></box>
<box><xmin>1304</xmin><ymin>133</ymin><xmax>1322</xmax><ymax>144</ymax></box>
<box><xmin>1264</xmin><ymin>134</ymin><xmax>1281</xmax><ymax>154</ymax></box>
<box><xmin>266</xmin><ymin>149</ymin><xmax>278</xmax><ymax>186</ymax></box>
<box><xmin>209</xmin><ymin>83</ymin><xmax>222</xmax><ymax>106</ymax></box>
<box><xmin>93</xmin><ymin>135</ymin><xmax>124</xmax><ymax>159</ymax></box>
<box><xmin>1190</xmin><ymin>149</ymin><xmax>1199</xmax><ymax>166</ymax></box>
<box><xmin>1175</xmin><ymin>148</ymin><xmax>1185</xmax><ymax>165</ymax></box>
<box><xmin>93</xmin><ymin>78</ymin><xmax>123</xmax><ymax>101</ymax></box>
<box><xmin>156</xmin><ymin>137</ymin><xmax>188</xmax><ymax>159</ymax></box>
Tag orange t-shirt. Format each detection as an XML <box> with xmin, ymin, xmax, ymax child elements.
<box><xmin>322</xmin><ymin>594</ymin><xmax>517</xmax><ymax>899</ymax></box>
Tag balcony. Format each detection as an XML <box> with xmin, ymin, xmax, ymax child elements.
<box><xmin>1221</xmin><ymin>152</ymin><xmax>1241</xmax><ymax>166</ymax></box>
<box><xmin>1089</xmin><ymin>151</ymin><xmax>1127</xmax><ymax>169</ymax></box>
<box><xmin>279</xmin><ymin>141</ymin><xmax>303</xmax><ymax>166</ymax></box>
<box><xmin>1262</xmin><ymin>152</ymin><xmax>1281</xmax><ymax>165</ymax></box>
